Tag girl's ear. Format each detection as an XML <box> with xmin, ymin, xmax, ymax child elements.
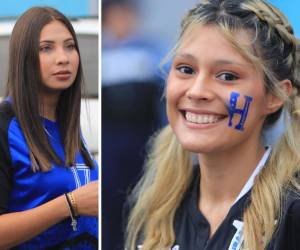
<box><xmin>264</xmin><ymin>79</ymin><xmax>292</xmax><ymax>115</ymax></box>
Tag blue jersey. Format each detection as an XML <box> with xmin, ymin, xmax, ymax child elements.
<box><xmin>0</xmin><ymin>101</ymin><xmax>98</xmax><ymax>250</ymax></box>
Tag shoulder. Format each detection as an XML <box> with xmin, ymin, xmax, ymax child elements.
<box><xmin>0</xmin><ymin>101</ymin><xmax>15</xmax><ymax>214</ymax></box>
<box><xmin>286</xmin><ymin>193</ymin><xmax>300</xmax><ymax>247</ymax></box>
<box><xmin>268</xmin><ymin>190</ymin><xmax>300</xmax><ymax>249</ymax></box>
<box><xmin>0</xmin><ymin>100</ymin><xmax>16</xmax><ymax>155</ymax></box>
<box><xmin>280</xmin><ymin>191</ymin><xmax>300</xmax><ymax>248</ymax></box>
<box><xmin>0</xmin><ymin>100</ymin><xmax>29</xmax><ymax>169</ymax></box>
<box><xmin>0</xmin><ymin>100</ymin><xmax>26</xmax><ymax>151</ymax></box>
<box><xmin>0</xmin><ymin>100</ymin><xmax>15</xmax><ymax>131</ymax></box>
<box><xmin>285</xmin><ymin>190</ymin><xmax>300</xmax><ymax>222</ymax></box>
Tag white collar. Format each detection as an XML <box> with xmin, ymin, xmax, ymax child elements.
<box><xmin>232</xmin><ymin>146</ymin><xmax>272</xmax><ymax>206</ymax></box>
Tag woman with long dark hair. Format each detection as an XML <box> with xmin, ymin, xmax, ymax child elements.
<box><xmin>0</xmin><ymin>7</ymin><xmax>98</xmax><ymax>249</ymax></box>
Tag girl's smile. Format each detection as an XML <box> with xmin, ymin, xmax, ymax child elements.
<box><xmin>166</xmin><ymin>24</ymin><xmax>271</xmax><ymax>154</ymax></box>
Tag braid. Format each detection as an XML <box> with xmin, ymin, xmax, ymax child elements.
<box><xmin>126</xmin><ymin>1</ymin><xmax>300</xmax><ymax>249</ymax></box>
<box><xmin>244</xmin><ymin>1</ymin><xmax>294</xmax><ymax>41</ymax></box>
<box><xmin>294</xmin><ymin>41</ymin><xmax>300</xmax><ymax>89</ymax></box>
<box><xmin>242</xmin><ymin>1</ymin><xmax>300</xmax><ymax>92</ymax></box>
<box><xmin>263</xmin><ymin>9</ymin><xmax>299</xmax><ymax>86</ymax></box>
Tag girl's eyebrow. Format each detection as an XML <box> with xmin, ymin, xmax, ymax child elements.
<box><xmin>175</xmin><ymin>53</ymin><xmax>249</xmax><ymax>67</ymax></box>
<box><xmin>214</xmin><ymin>59</ymin><xmax>249</xmax><ymax>67</ymax></box>
<box><xmin>174</xmin><ymin>53</ymin><xmax>198</xmax><ymax>64</ymax></box>
<box><xmin>175</xmin><ymin>53</ymin><xmax>197</xmax><ymax>60</ymax></box>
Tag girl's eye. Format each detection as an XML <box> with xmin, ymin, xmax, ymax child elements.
<box><xmin>176</xmin><ymin>65</ymin><xmax>195</xmax><ymax>75</ymax></box>
<box><xmin>217</xmin><ymin>72</ymin><xmax>239</xmax><ymax>81</ymax></box>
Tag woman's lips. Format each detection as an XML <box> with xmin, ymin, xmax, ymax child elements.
<box><xmin>53</xmin><ymin>71</ymin><xmax>71</xmax><ymax>81</ymax></box>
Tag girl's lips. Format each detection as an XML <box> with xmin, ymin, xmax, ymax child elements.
<box><xmin>180</xmin><ymin>110</ymin><xmax>228</xmax><ymax>128</ymax></box>
<box><xmin>185</xmin><ymin>111</ymin><xmax>226</xmax><ymax>124</ymax></box>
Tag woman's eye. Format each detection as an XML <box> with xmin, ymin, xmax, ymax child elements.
<box><xmin>176</xmin><ymin>65</ymin><xmax>195</xmax><ymax>75</ymax></box>
<box><xmin>40</xmin><ymin>46</ymin><xmax>51</xmax><ymax>52</ymax></box>
<box><xmin>217</xmin><ymin>72</ymin><xmax>239</xmax><ymax>81</ymax></box>
<box><xmin>66</xmin><ymin>44</ymin><xmax>76</xmax><ymax>50</ymax></box>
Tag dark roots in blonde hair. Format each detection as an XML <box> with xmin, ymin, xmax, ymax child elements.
<box><xmin>126</xmin><ymin>1</ymin><xmax>300</xmax><ymax>249</ymax></box>
<box><xmin>182</xmin><ymin>0</ymin><xmax>299</xmax><ymax>126</ymax></box>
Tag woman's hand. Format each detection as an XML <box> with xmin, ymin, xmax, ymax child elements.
<box><xmin>0</xmin><ymin>181</ymin><xmax>98</xmax><ymax>249</ymax></box>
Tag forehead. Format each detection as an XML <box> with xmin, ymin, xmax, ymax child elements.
<box><xmin>39</xmin><ymin>20</ymin><xmax>73</xmax><ymax>41</ymax></box>
<box><xmin>177</xmin><ymin>24</ymin><xmax>254</xmax><ymax>65</ymax></box>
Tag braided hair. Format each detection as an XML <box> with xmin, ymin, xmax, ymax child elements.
<box><xmin>126</xmin><ymin>1</ymin><xmax>300</xmax><ymax>249</ymax></box>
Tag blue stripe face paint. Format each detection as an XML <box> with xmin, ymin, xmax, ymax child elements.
<box><xmin>227</xmin><ymin>91</ymin><xmax>253</xmax><ymax>131</ymax></box>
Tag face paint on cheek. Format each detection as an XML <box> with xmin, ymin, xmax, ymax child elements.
<box><xmin>226</xmin><ymin>91</ymin><xmax>253</xmax><ymax>131</ymax></box>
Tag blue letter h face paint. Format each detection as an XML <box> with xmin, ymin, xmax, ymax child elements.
<box><xmin>228</xmin><ymin>92</ymin><xmax>253</xmax><ymax>131</ymax></box>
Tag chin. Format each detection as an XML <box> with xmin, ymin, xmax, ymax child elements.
<box><xmin>53</xmin><ymin>82</ymin><xmax>74</xmax><ymax>90</ymax></box>
<box><xmin>47</xmin><ymin>83</ymin><xmax>73</xmax><ymax>92</ymax></box>
<box><xmin>182</xmin><ymin>143</ymin><xmax>218</xmax><ymax>154</ymax></box>
<box><xmin>175</xmin><ymin>135</ymin><xmax>218</xmax><ymax>154</ymax></box>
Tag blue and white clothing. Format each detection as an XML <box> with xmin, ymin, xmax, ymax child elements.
<box><xmin>171</xmin><ymin>147</ymin><xmax>300</xmax><ymax>250</ymax></box>
<box><xmin>0</xmin><ymin>101</ymin><xmax>98</xmax><ymax>250</ymax></box>
<box><xmin>136</xmin><ymin>147</ymin><xmax>300</xmax><ymax>249</ymax></box>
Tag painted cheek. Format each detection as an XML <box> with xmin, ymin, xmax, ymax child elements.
<box><xmin>227</xmin><ymin>91</ymin><xmax>253</xmax><ymax>131</ymax></box>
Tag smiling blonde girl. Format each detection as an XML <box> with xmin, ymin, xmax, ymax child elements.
<box><xmin>126</xmin><ymin>1</ymin><xmax>300</xmax><ymax>249</ymax></box>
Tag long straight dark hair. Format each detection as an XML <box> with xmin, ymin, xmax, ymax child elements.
<box><xmin>6</xmin><ymin>7</ymin><xmax>94</xmax><ymax>171</ymax></box>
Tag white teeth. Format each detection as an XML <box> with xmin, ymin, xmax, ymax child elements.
<box><xmin>185</xmin><ymin>112</ymin><xmax>222</xmax><ymax>124</ymax></box>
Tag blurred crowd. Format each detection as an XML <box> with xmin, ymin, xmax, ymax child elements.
<box><xmin>102</xmin><ymin>0</ymin><xmax>167</xmax><ymax>249</ymax></box>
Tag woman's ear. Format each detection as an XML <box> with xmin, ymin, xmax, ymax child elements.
<box><xmin>264</xmin><ymin>79</ymin><xmax>292</xmax><ymax>115</ymax></box>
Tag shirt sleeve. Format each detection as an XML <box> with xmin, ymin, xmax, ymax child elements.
<box><xmin>290</xmin><ymin>199</ymin><xmax>300</xmax><ymax>249</ymax></box>
<box><xmin>0</xmin><ymin>102</ymin><xmax>14</xmax><ymax>214</ymax></box>
<box><xmin>0</xmin><ymin>157</ymin><xmax>13</xmax><ymax>214</ymax></box>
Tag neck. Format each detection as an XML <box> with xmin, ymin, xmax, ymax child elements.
<box><xmin>197</xmin><ymin>136</ymin><xmax>266</xmax><ymax>237</ymax></box>
<box><xmin>39</xmin><ymin>92</ymin><xmax>60</xmax><ymax>121</ymax></box>
<box><xmin>198</xmin><ymin>137</ymin><xmax>265</xmax><ymax>206</ymax></box>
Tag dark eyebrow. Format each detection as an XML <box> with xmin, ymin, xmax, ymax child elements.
<box><xmin>39</xmin><ymin>38</ymin><xmax>75</xmax><ymax>44</ymax></box>
<box><xmin>64</xmin><ymin>38</ymin><xmax>75</xmax><ymax>43</ymax></box>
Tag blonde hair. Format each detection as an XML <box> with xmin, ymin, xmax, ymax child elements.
<box><xmin>126</xmin><ymin>1</ymin><xmax>300</xmax><ymax>249</ymax></box>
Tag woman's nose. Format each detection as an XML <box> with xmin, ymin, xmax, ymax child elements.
<box><xmin>55</xmin><ymin>47</ymin><xmax>69</xmax><ymax>65</ymax></box>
